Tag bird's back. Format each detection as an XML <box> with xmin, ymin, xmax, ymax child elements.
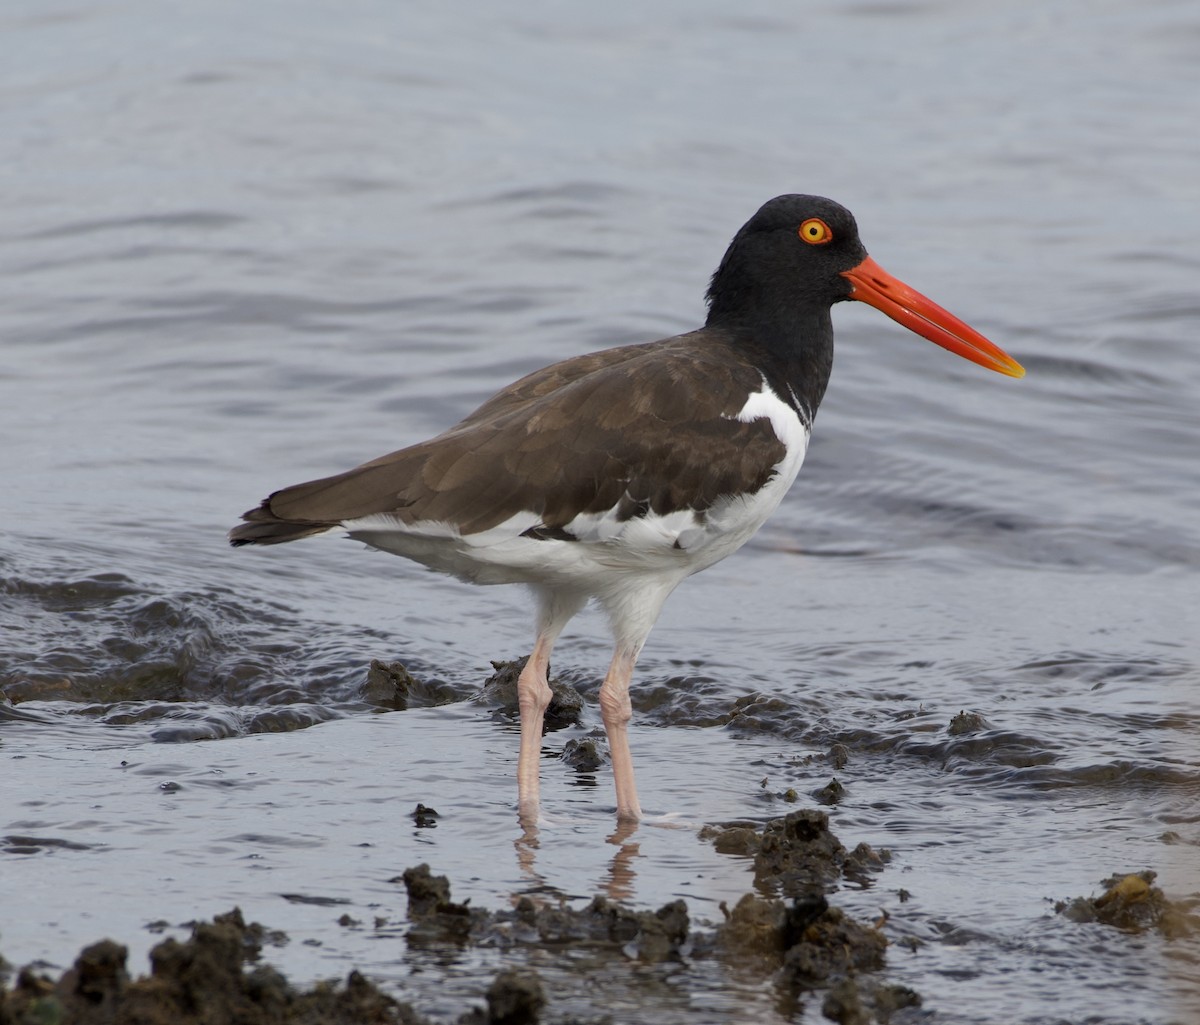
<box><xmin>230</xmin><ymin>329</ymin><xmax>806</xmax><ymax>588</ymax></box>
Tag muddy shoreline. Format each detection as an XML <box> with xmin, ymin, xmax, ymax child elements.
<box><xmin>2</xmin><ymin>810</ymin><xmax>925</xmax><ymax>1025</ymax></box>
<box><xmin>8</xmin><ymin>784</ymin><xmax>1187</xmax><ymax>1025</ymax></box>
<box><xmin>5</xmin><ymin>657</ymin><xmax>1195</xmax><ymax>1024</ymax></box>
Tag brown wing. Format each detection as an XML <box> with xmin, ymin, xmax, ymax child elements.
<box><xmin>229</xmin><ymin>331</ymin><xmax>787</xmax><ymax>545</ymax></box>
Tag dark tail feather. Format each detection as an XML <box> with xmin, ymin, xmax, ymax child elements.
<box><xmin>228</xmin><ymin>502</ymin><xmax>338</xmax><ymax>547</ymax></box>
<box><xmin>230</xmin><ymin>454</ymin><xmax>418</xmax><ymax>547</ymax></box>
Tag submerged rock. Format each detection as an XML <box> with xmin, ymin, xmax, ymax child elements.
<box><xmin>947</xmin><ymin>710</ymin><xmax>986</xmax><ymax>735</ymax></box>
<box><xmin>560</xmin><ymin>737</ymin><xmax>604</xmax><ymax>772</ymax></box>
<box><xmin>812</xmin><ymin>778</ymin><xmax>845</xmax><ymax>806</ymax></box>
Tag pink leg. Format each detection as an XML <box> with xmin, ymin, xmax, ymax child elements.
<box><xmin>516</xmin><ymin>634</ymin><xmax>554</xmax><ymax>825</ymax></box>
<box><xmin>599</xmin><ymin>645</ymin><xmax>642</xmax><ymax>822</ymax></box>
<box><xmin>516</xmin><ymin>589</ymin><xmax>584</xmax><ymax>825</ymax></box>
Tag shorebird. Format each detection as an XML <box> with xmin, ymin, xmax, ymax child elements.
<box><xmin>230</xmin><ymin>194</ymin><xmax>1023</xmax><ymax>824</ymax></box>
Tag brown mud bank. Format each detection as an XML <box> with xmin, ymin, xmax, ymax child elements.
<box><xmin>1</xmin><ymin>810</ymin><xmax>921</xmax><ymax>1025</ymax></box>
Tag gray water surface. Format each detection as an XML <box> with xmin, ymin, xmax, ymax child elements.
<box><xmin>2</xmin><ymin>2</ymin><xmax>1199</xmax><ymax>1022</ymax></box>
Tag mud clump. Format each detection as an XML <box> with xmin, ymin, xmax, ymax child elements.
<box><xmin>368</xmin><ymin>656</ymin><xmax>583</xmax><ymax>728</ymax></box>
<box><xmin>475</xmin><ymin>658</ymin><xmax>583</xmax><ymax>729</ymax></box>
<box><xmin>0</xmin><ymin>905</ymin><xmax>554</xmax><ymax>1025</ymax></box>
<box><xmin>781</xmin><ymin>901</ymin><xmax>886</xmax><ymax>986</ymax></box>
<box><xmin>398</xmin><ymin>863</ymin><xmax>485</xmax><ymax>947</ymax></box>
<box><xmin>714</xmin><ymin>891</ymin><xmax>913</xmax><ymax>1024</ymax></box>
<box><xmin>821</xmin><ymin>976</ymin><xmax>922</xmax><ymax>1025</ymax></box>
<box><xmin>521</xmin><ymin>895</ymin><xmax>689</xmax><ymax>963</ymax></box>
<box><xmin>460</xmin><ymin>971</ymin><xmax>545</xmax><ymax>1025</ymax></box>
<box><xmin>1056</xmin><ymin>871</ymin><xmax>1198</xmax><ymax>938</ymax></box>
<box><xmin>362</xmin><ymin>659</ymin><xmax>465</xmax><ymax>710</ymax></box>
<box><xmin>716</xmin><ymin>893</ymin><xmax>886</xmax><ymax>985</ymax></box>
<box><xmin>704</xmin><ymin>810</ymin><xmax>913</xmax><ymax>1021</ymax></box>
<box><xmin>0</xmin><ymin>908</ymin><xmax>426</xmax><ymax>1025</ymax></box>
<box><xmin>400</xmin><ymin>863</ymin><xmax>462</xmax><ymax>917</ymax></box>
<box><xmin>701</xmin><ymin>809</ymin><xmax>889</xmax><ymax>895</ymax></box>
<box><xmin>411</xmin><ymin>802</ymin><xmax>440</xmax><ymax>828</ymax></box>
<box><xmin>756</xmin><ymin>810</ymin><xmax>850</xmax><ymax>893</ymax></box>
<box><xmin>398</xmin><ymin>863</ymin><xmax>689</xmax><ymax>963</ymax></box>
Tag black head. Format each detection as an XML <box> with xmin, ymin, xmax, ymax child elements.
<box><xmin>705</xmin><ymin>195</ymin><xmax>869</xmax><ymax>328</ymax></box>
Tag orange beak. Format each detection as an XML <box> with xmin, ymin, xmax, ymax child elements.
<box><xmin>842</xmin><ymin>255</ymin><xmax>1025</xmax><ymax>378</ymax></box>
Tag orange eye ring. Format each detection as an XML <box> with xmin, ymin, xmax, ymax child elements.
<box><xmin>798</xmin><ymin>218</ymin><xmax>833</xmax><ymax>245</ymax></box>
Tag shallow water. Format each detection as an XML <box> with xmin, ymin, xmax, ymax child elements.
<box><xmin>2</xmin><ymin>0</ymin><xmax>1199</xmax><ymax>1022</ymax></box>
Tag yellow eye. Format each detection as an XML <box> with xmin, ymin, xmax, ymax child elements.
<box><xmin>798</xmin><ymin>218</ymin><xmax>833</xmax><ymax>245</ymax></box>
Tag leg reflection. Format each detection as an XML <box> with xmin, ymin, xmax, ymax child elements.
<box><xmin>604</xmin><ymin>818</ymin><xmax>641</xmax><ymax>902</ymax></box>
<box><xmin>511</xmin><ymin>813</ymin><xmax>645</xmax><ymax>904</ymax></box>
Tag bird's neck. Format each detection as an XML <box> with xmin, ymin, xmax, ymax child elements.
<box><xmin>705</xmin><ymin>303</ymin><xmax>834</xmax><ymax>427</ymax></box>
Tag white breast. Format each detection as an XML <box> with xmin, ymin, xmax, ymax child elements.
<box><xmin>682</xmin><ymin>379</ymin><xmax>809</xmax><ymax>574</ymax></box>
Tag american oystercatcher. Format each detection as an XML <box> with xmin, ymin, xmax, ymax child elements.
<box><xmin>230</xmin><ymin>195</ymin><xmax>1023</xmax><ymax>824</ymax></box>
